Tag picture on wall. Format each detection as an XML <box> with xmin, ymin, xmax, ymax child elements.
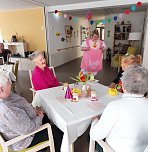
<box><xmin>65</xmin><ymin>25</ymin><xmax>73</xmax><ymax>42</ymax></box>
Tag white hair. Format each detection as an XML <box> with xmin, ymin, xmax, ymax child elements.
<box><xmin>29</xmin><ymin>51</ymin><xmax>43</xmax><ymax>61</ymax></box>
<box><xmin>0</xmin><ymin>72</ymin><xmax>9</xmax><ymax>87</ymax></box>
<box><xmin>122</xmin><ymin>65</ymin><xmax>148</xmax><ymax>95</ymax></box>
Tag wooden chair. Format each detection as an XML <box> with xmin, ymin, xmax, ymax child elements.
<box><xmin>0</xmin><ymin>57</ymin><xmax>4</xmax><ymax>65</ymax></box>
<box><xmin>89</xmin><ymin>138</ymin><xmax>148</xmax><ymax>152</ymax></box>
<box><xmin>89</xmin><ymin>138</ymin><xmax>114</xmax><ymax>152</ymax></box>
<box><xmin>0</xmin><ymin>123</ymin><xmax>55</xmax><ymax>152</ymax></box>
<box><xmin>12</xmin><ymin>61</ymin><xmax>20</xmax><ymax>93</ymax></box>
<box><xmin>29</xmin><ymin>66</ymin><xmax>56</xmax><ymax>98</ymax></box>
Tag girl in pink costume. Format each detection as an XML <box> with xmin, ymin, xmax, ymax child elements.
<box><xmin>81</xmin><ymin>30</ymin><xmax>106</xmax><ymax>76</ymax></box>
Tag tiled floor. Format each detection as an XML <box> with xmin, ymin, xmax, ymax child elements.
<box><xmin>17</xmin><ymin>57</ymin><xmax>117</xmax><ymax>152</ymax></box>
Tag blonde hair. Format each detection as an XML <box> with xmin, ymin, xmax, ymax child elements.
<box><xmin>121</xmin><ymin>55</ymin><xmax>142</xmax><ymax>65</ymax></box>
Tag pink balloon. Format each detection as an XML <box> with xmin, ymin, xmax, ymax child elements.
<box><xmin>119</xmin><ymin>13</ymin><xmax>123</xmax><ymax>19</ymax></box>
<box><xmin>64</xmin><ymin>14</ymin><xmax>67</xmax><ymax>19</ymax></box>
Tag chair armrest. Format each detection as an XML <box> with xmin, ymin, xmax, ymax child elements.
<box><xmin>96</xmin><ymin>140</ymin><xmax>114</xmax><ymax>152</ymax></box>
<box><xmin>30</xmin><ymin>88</ymin><xmax>36</xmax><ymax>93</ymax></box>
<box><xmin>1</xmin><ymin>123</ymin><xmax>51</xmax><ymax>147</ymax></box>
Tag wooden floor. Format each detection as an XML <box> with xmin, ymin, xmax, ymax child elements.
<box><xmin>17</xmin><ymin>57</ymin><xmax>117</xmax><ymax>152</ymax></box>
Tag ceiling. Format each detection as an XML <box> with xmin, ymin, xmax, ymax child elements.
<box><xmin>0</xmin><ymin>0</ymin><xmax>147</xmax><ymax>18</ymax></box>
<box><xmin>0</xmin><ymin>0</ymin><xmax>105</xmax><ymax>11</ymax></box>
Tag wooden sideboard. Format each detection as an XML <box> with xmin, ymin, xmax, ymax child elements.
<box><xmin>4</xmin><ymin>42</ymin><xmax>28</xmax><ymax>57</ymax></box>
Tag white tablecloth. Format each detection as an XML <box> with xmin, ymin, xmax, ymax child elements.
<box><xmin>32</xmin><ymin>83</ymin><xmax>122</xmax><ymax>152</ymax></box>
<box><xmin>0</xmin><ymin>65</ymin><xmax>16</xmax><ymax>81</ymax></box>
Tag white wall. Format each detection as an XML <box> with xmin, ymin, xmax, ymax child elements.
<box><xmin>142</xmin><ymin>8</ymin><xmax>148</xmax><ymax>69</ymax></box>
<box><xmin>47</xmin><ymin>13</ymin><xmax>89</xmax><ymax>67</ymax></box>
<box><xmin>104</xmin><ymin>11</ymin><xmax>145</xmax><ymax>55</ymax></box>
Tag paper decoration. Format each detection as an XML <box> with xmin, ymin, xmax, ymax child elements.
<box><xmin>102</xmin><ymin>19</ymin><xmax>106</xmax><ymax>24</ymax></box>
<box><xmin>64</xmin><ymin>14</ymin><xmax>67</xmax><ymax>19</ymax></box>
<box><xmin>56</xmin><ymin>32</ymin><xmax>61</xmax><ymax>36</ymax></box>
<box><xmin>131</xmin><ymin>5</ymin><xmax>136</xmax><ymax>11</ymax></box>
<box><xmin>90</xmin><ymin>20</ymin><xmax>94</xmax><ymax>25</ymax></box>
<box><xmin>124</xmin><ymin>9</ymin><xmax>130</xmax><ymax>15</ymax></box>
<box><xmin>73</xmin><ymin>17</ymin><xmax>78</xmax><ymax>23</ymax></box>
<box><xmin>55</xmin><ymin>10</ymin><xmax>58</xmax><ymax>14</ymax></box>
<box><xmin>107</xmin><ymin>18</ymin><xmax>111</xmax><ymax>23</ymax></box>
<box><xmin>86</xmin><ymin>11</ymin><xmax>92</xmax><ymax>20</ymax></box>
<box><xmin>137</xmin><ymin>1</ymin><xmax>142</xmax><ymax>7</ymax></box>
<box><xmin>69</xmin><ymin>16</ymin><xmax>72</xmax><ymax>20</ymax></box>
<box><xmin>113</xmin><ymin>16</ymin><xmax>118</xmax><ymax>21</ymax></box>
<box><xmin>61</xmin><ymin>37</ymin><xmax>65</xmax><ymax>42</ymax></box>
<box><xmin>65</xmin><ymin>86</ymin><xmax>73</xmax><ymax>99</ymax></box>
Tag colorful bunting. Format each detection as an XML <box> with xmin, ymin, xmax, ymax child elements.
<box><xmin>107</xmin><ymin>18</ymin><xmax>111</xmax><ymax>23</ymax></box>
<box><xmin>119</xmin><ymin>13</ymin><xmax>123</xmax><ymax>19</ymax></box>
<box><xmin>90</xmin><ymin>20</ymin><xmax>94</xmax><ymax>25</ymax></box>
<box><xmin>69</xmin><ymin>16</ymin><xmax>72</xmax><ymax>20</ymax></box>
<box><xmin>137</xmin><ymin>1</ymin><xmax>142</xmax><ymax>7</ymax></box>
<box><xmin>64</xmin><ymin>14</ymin><xmax>67</xmax><ymax>19</ymax></box>
<box><xmin>131</xmin><ymin>5</ymin><xmax>136</xmax><ymax>11</ymax></box>
<box><xmin>96</xmin><ymin>20</ymin><xmax>101</xmax><ymax>25</ymax></box>
<box><xmin>55</xmin><ymin>10</ymin><xmax>58</xmax><ymax>14</ymax></box>
<box><xmin>124</xmin><ymin>9</ymin><xmax>130</xmax><ymax>15</ymax></box>
<box><xmin>113</xmin><ymin>16</ymin><xmax>118</xmax><ymax>21</ymax></box>
<box><xmin>73</xmin><ymin>17</ymin><xmax>78</xmax><ymax>23</ymax></box>
<box><xmin>102</xmin><ymin>19</ymin><xmax>106</xmax><ymax>24</ymax></box>
<box><xmin>86</xmin><ymin>11</ymin><xmax>92</xmax><ymax>20</ymax></box>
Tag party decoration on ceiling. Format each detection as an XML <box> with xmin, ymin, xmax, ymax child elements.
<box><xmin>102</xmin><ymin>19</ymin><xmax>106</xmax><ymax>24</ymax></box>
<box><xmin>55</xmin><ymin>10</ymin><xmax>58</xmax><ymax>14</ymax></box>
<box><xmin>64</xmin><ymin>14</ymin><xmax>67</xmax><ymax>19</ymax></box>
<box><xmin>113</xmin><ymin>16</ymin><xmax>118</xmax><ymax>21</ymax></box>
<box><xmin>131</xmin><ymin>5</ymin><xmax>136</xmax><ymax>11</ymax></box>
<box><xmin>56</xmin><ymin>32</ymin><xmax>61</xmax><ymax>36</ymax></box>
<box><xmin>86</xmin><ymin>11</ymin><xmax>92</xmax><ymax>20</ymax></box>
<box><xmin>69</xmin><ymin>16</ymin><xmax>72</xmax><ymax>20</ymax></box>
<box><xmin>73</xmin><ymin>17</ymin><xmax>78</xmax><ymax>23</ymax></box>
<box><xmin>124</xmin><ymin>9</ymin><xmax>130</xmax><ymax>15</ymax></box>
<box><xmin>107</xmin><ymin>18</ymin><xmax>111</xmax><ymax>23</ymax></box>
<box><xmin>137</xmin><ymin>1</ymin><xmax>142</xmax><ymax>7</ymax></box>
<box><xmin>96</xmin><ymin>20</ymin><xmax>101</xmax><ymax>25</ymax></box>
<box><xmin>90</xmin><ymin>20</ymin><xmax>94</xmax><ymax>25</ymax></box>
<box><xmin>61</xmin><ymin>37</ymin><xmax>65</xmax><ymax>42</ymax></box>
<box><xmin>119</xmin><ymin>13</ymin><xmax>123</xmax><ymax>19</ymax></box>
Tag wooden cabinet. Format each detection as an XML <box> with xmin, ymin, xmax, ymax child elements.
<box><xmin>113</xmin><ymin>24</ymin><xmax>131</xmax><ymax>54</ymax></box>
<box><xmin>4</xmin><ymin>42</ymin><xmax>28</xmax><ymax>57</ymax></box>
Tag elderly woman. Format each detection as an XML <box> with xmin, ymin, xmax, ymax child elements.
<box><xmin>90</xmin><ymin>65</ymin><xmax>148</xmax><ymax>152</ymax></box>
<box><xmin>29</xmin><ymin>51</ymin><xmax>59</xmax><ymax>91</ymax></box>
<box><xmin>0</xmin><ymin>72</ymin><xmax>63</xmax><ymax>152</ymax></box>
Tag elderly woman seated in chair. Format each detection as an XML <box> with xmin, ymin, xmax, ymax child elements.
<box><xmin>0</xmin><ymin>72</ymin><xmax>63</xmax><ymax>152</ymax></box>
<box><xmin>90</xmin><ymin>65</ymin><xmax>148</xmax><ymax>152</ymax></box>
<box><xmin>29</xmin><ymin>51</ymin><xmax>59</xmax><ymax>91</ymax></box>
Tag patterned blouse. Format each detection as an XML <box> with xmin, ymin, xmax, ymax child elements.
<box><xmin>0</xmin><ymin>93</ymin><xmax>42</xmax><ymax>151</ymax></box>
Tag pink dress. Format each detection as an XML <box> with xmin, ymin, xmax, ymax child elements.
<box><xmin>32</xmin><ymin>65</ymin><xmax>59</xmax><ymax>91</ymax></box>
<box><xmin>81</xmin><ymin>39</ymin><xmax>103</xmax><ymax>73</ymax></box>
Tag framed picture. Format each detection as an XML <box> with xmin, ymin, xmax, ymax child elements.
<box><xmin>65</xmin><ymin>25</ymin><xmax>73</xmax><ymax>42</ymax></box>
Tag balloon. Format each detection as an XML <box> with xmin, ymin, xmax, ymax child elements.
<box><xmin>119</xmin><ymin>13</ymin><xmax>123</xmax><ymax>19</ymax></box>
<box><xmin>90</xmin><ymin>20</ymin><xmax>94</xmax><ymax>25</ymax></box>
<box><xmin>131</xmin><ymin>5</ymin><xmax>136</xmax><ymax>11</ymax></box>
<box><xmin>107</xmin><ymin>18</ymin><xmax>111</xmax><ymax>23</ymax></box>
<box><xmin>137</xmin><ymin>1</ymin><xmax>142</xmax><ymax>7</ymax></box>
<box><xmin>86</xmin><ymin>11</ymin><xmax>92</xmax><ymax>20</ymax></box>
<box><xmin>73</xmin><ymin>17</ymin><xmax>78</xmax><ymax>23</ymax></box>
<box><xmin>102</xmin><ymin>20</ymin><xmax>106</xmax><ymax>24</ymax></box>
<box><xmin>113</xmin><ymin>16</ymin><xmax>118</xmax><ymax>21</ymax></box>
<box><xmin>96</xmin><ymin>20</ymin><xmax>101</xmax><ymax>25</ymax></box>
<box><xmin>125</xmin><ymin>9</ymin><xmax>130</xmax><ymax>15</ymax></box>
<box><xmin>64</xmin><ymin>14</ymin><xmax>67</xmax><ymax>19</ymax></box>
<box><xmin>55</xmin><ymin>10</ymin><xmax>58</xmax><ymax>14</ymax></box>
<box><xmin>69</xmin><ymin>16</ymin><xmax>72</xmax><ymax>20</ymax></box>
